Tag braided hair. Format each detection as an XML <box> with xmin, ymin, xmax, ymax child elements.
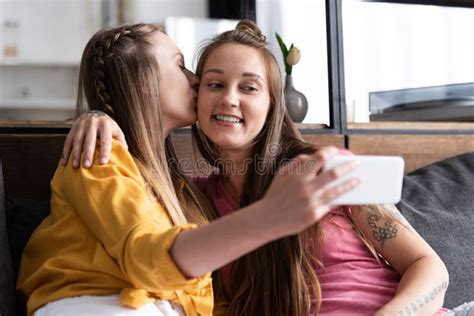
<box><xmin>77</xmin><ymin>23</ymin><xmax>211</xmax><ymax>227</ymax></box>
<box><xmin>77</xmin><ymin>24</ymin><xmax>161</xmax><ymax>118</ymax></box>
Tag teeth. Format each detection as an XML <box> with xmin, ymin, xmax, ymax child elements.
<box><xmin>215</xmin><ymin>115</ymin><xmax>242</xmax><ymax>123</ymax></box>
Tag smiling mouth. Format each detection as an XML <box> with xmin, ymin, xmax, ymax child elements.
<box><xmin>213</xmin><ymin>115</ymin><xmax>244</xmax><ymax>124</ymax></box>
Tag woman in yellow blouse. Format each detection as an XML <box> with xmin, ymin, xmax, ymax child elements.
<box><xmin>17</xmin><ymin>23</ymin><xmax>359</xmax><ymax>316</ymax></box>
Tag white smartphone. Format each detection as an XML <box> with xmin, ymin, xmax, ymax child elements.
<box><xmin>322</xmin><ymin>155</ymin><xmax>405</xmax><ymax>205</ymax></box>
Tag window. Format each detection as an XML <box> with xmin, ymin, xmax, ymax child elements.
<box><xmin>342</xmin><ymin>0</ymin><xmax>474</xmax><ymax>123</ymax></box>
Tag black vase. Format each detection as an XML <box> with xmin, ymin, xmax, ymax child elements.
<box><xmin>284</xmin><ymin>75</ymin><xmax>308</xmax><ymax>123</ymax></box>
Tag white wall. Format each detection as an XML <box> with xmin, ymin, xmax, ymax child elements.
<box><xmin>124</xmin><ymin>0</ymin><xmax>207</xmax><ymax>24</ymax></box>
<box><xmin>165</xmin><ymin>17</ymin><xmax>237</xmax><ymax>70</ymax></box>
<box><xmin>257</xmin><ymin>0</ymin><xmax>330</xmax><ymax>125</ymax></box>
<box><xmin>0</xmin><ymin>0</ymin><xmax>206</xmax><ymax>120</ymax></box>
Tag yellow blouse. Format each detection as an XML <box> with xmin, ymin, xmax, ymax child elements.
<box><xmin>17</xmin><ymin>141</ymin><xmax>213</xmax><ymax>316</ymax></box>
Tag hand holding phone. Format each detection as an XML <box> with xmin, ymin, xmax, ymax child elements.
<box><xmin>323</xmin><ymin>155</ymin><xmax>405</xmax><ymax>205</ymax></box>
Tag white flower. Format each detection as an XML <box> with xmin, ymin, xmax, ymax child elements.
<box><xmin>286</xmin><ymin>47</ymin><xmax>301</xmax><ymax>66</ymax></box>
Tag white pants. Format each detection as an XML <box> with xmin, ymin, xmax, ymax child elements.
<box><xmin>34</xmin><ymin>294</ymin><xmax>184</xmax><ymax>316</ymax></box>
<box><xmin>445</xmin><ymin>301</ymin><xmax>474</xmax><ymax>316</ymax></box>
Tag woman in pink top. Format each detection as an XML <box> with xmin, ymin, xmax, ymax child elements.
<box><xmin>63</xmin><ymin>21</ymin><xmax>449</xmax><ymax>315</ymax></box>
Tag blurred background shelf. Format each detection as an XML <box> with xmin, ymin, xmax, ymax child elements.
<box><xmin>0</xmin><ymin>120</ymin><xmax>73</xmax><ymax>128</ymax></box>
<box><xmin>0</xmin><ymin>99</ymin><xmax>76</xmax><ymax>121</ymax></box>
<box><xmin>0</xmin><ymin>98</ymin><xmax>76</xmax><ymax>109</ymax></box>
<box><xmin>0</xmin><ymin>59</ymin><xmax>79</xmax><ymax>67</ymax></box>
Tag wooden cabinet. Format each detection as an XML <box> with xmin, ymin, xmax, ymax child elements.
<box><xmin>303</xmin><ymin>134</ymin><xmax>345</xmax><ymax>148</ymax></box>
<box><xmin>348</xmin><ymin>134</ymin><xmax>474</xmax><ymax>173</ymax></box>
<box><xmin>343</xmin><ymin>122</ymin><xmax>473</xmax><ymax>172</ymax></box>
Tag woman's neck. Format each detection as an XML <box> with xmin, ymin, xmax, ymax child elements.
<box><xmin>219</xmin><ymin>148</ymin><xmax>251</xmax><ymax>201</ymax></box>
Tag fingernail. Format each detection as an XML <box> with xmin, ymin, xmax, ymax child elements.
<box><xmin>99</xmin><ymin>156</ymin><xmax>107</xmax><ymax>164</ymax></box>
<box><xmin>84</xmin><ymin>159</ymin><xmax>90</xmax><ymax>167</ymax></box>
<box><xmin>73</xmin><ymin>159</ymin><xmax>78</xmax><ymax>167</ymax></box>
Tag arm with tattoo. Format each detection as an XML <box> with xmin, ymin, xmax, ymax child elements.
<box><xmin>351</xmin><ymin>205</ymin><xmax>449</xmax><ymax>315</ymax></box>
<box><xmin>392</xmin><ymin>280</ymin><xmax>449</xmax><ymax>316</ymax></box>
<box><xmin>367</xmin><ymin>211</ymin><xmax>398</xmax><ymax>246</ymax></box>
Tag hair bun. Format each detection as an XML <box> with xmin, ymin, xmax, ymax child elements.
<box><xmin>235</xmin><ymin>20</ymin><xmax>267</xmax><ymax>43</ymax></box>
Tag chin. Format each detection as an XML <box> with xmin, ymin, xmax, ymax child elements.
<box><xmin>210</xmin><ymin>135</ymin><xmax>242</xmax><ymax>149</ymax></box>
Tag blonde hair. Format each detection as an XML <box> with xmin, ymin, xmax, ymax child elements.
<box><xmin>77</xmin><ymin>23</ymin><xmax>211</xmax><ymax>226</ymax></box>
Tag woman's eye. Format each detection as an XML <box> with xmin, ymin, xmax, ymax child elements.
<box><xmin>242</xmin><ymin>85</ymin><xmax>258</xmax><ymax>92</ymax></box>
<box><xmin>208</xmin><ymin>83</ymin><xmax>223</xmax><ymax>89</ymax></box>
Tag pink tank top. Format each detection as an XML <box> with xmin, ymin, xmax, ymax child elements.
<box><xmin>192</xmin><ymin>174</ymin><xmax>448</xmax><ymax>315</ymax></box>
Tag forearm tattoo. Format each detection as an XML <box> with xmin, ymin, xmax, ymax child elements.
<box><xmin>394</xmin><ymin>280</ymin><xmax>449</xmax><ymax>316</ymax></box>
<box><xmin>367</xmin><ymin>212</ymin><xmax>397</xmax><ymax>246</ymax></box>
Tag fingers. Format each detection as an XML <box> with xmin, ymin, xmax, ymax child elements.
<box><xmin>60</xmin><ymin>111</ymin><xmax>121</xmax><ymax>168</ymax></box>
<box><xmin>306</xmin><ymin>146</ymin><xmax>339</xmax><ymax>174</ymax></box>
<box><xmin>62</xmin><ymin>123</ymin><xmax>86</xmax><ymax>169</ymax></box>
<box><xmin>98</xmin><ymin>135</ymin><xmax>112</xmax><ymax>165</ymax></box>
<box><xmin>83</xmin><ymin>116</ymin><xmax>119</xmax><ymax>166</ymax></box>
<box><xmin>98</xmin><ymin>119</ymin><xmax>126</xmax><ymax>165</ymax></box>
<box><xmin>305</xmin><ymin>175</ymin><xmax>360</xmax><ymax>224</ymax></box>
<box><xmin>310</xmin><ymin>157</ymin><xmax>361</xmax><ymax>206</ymax></box>
<box><xmin>305</xmin><ymin>149</ymin><xmax>361</xmax><ymax>210</ymax></box>
<box><xmin>317</xmin><ymin>177</ymin><xmax>361</xmax><ymax>205</ymax></box>
<box><xmin>70</xmin><ymin>127</ymin><xmax>86</xmax><ymax>168</ymax></box>
<box><xmin>61</xmin><ymin>113</ymin><xmax>89</xmax><ymax>168</ymax></box>
<box><xmin>314</xmin><ymin>159</ymin><xmax>359</xmax><ymax>188</ymax></box>
<box><xmin>82</xmin><ymin>125</ymin><xmax>98</xmax><ymax>168</ymax></box>
<box><xmin>287</xmin><ymin>146</ymin><xmax>339</xmax><ymax>177</ymax></box>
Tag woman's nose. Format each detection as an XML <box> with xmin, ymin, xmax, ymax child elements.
<box><xmin>220</xmin><ymin>88</ymin><xmax>239</xmax><ymax>108</ymax></box>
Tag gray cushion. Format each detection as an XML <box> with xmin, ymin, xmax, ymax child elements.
<box><xmin>0</xmin><ymin>160</ymin><xmax>16</xmax><ymax>316</ymax></box>
<box><xmin>397</xmin><ymin>152</ymin><xmax>474</xmax><ymax>309</ymax></box>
